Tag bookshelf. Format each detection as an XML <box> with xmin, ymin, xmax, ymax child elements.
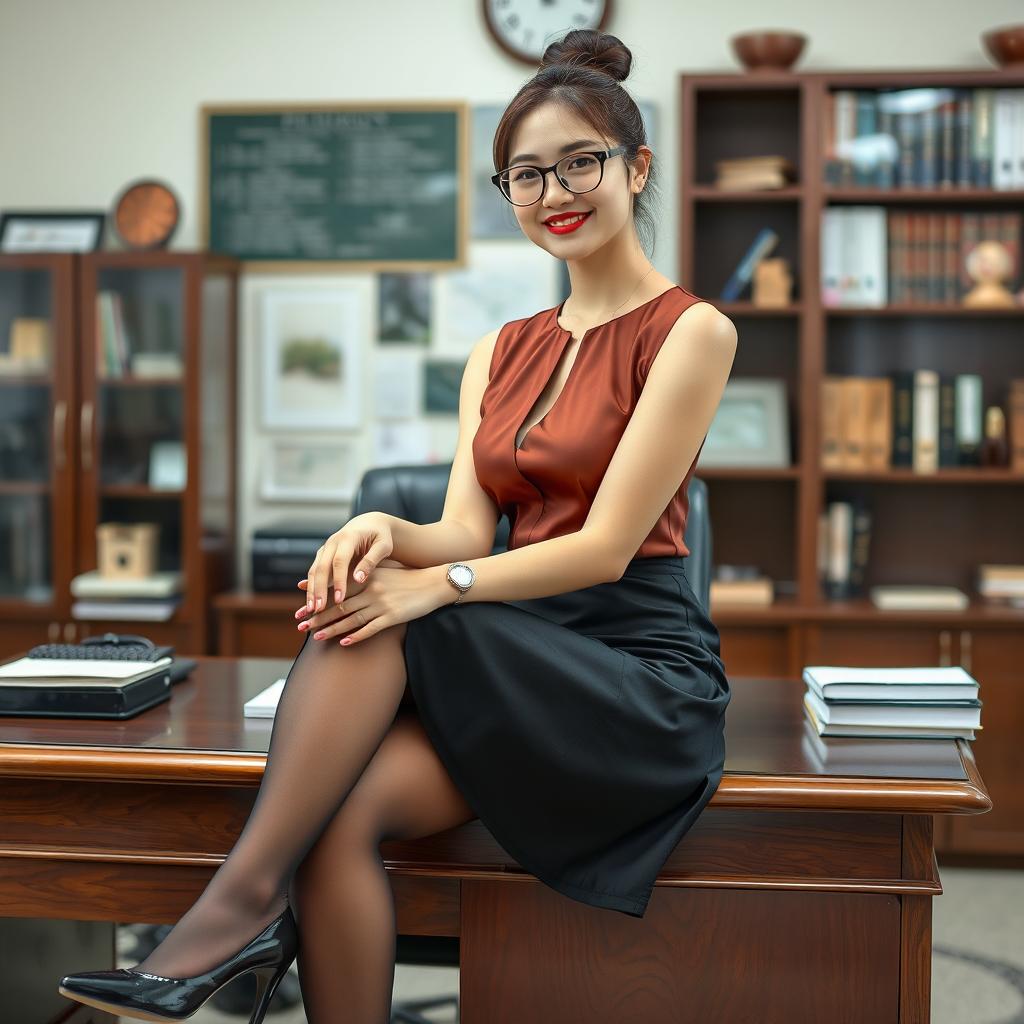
<box><xmin>0</xmin><ymin>250</ymin><xmax>239</xmax><ymax>657</ymax></box>
<box><xmin>680</xmin><ymin>67</ymin><xmax>1024</xmax><ymax>858</ymax></box>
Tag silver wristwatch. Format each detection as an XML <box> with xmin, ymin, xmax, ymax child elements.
<box><xmin>445</xmin><ymin>562</ymin><xmax>476</xmax><ymax>604</ymax></box>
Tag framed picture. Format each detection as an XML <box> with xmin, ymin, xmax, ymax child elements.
<box><xmin>260</xmin><ymin>438</ymin><xmax>358</xmax><ymax>502</ymax></box>
<box><xmin>700</xmin><ymin>378</ymin><xmax>790</xmax><ymax>468</ymax></box>
<box><xmin>0</xmin><ymin>211</ymin><xmax>106</xmax><ymax>253</ymax></box>
<box><xmin>259</xmin><ymin>286</ymin><xmax>364</xmax><ymax>429</ymax></box>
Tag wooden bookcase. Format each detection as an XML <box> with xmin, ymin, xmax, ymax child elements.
<box><xmin>681</xmin><ymin>67</ymin><xmax>1024</xmax><ymax>858</ymax></box>
<box><xmin>0</xmin><ymin>250</ymin><xmax>239</xmax><ymax>657</ymax></box>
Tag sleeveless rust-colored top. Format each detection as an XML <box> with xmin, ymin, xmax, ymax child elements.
<box><xmin>472</xmin><ymin>284</ymin><xmax>712</xmax><ymax>558</ymax></box>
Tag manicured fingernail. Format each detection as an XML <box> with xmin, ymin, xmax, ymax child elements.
<box><xmin>335</xmin><ymin>589</ymin><xmax>342</xmax><ymax>603</ymax></box>
<box><xmin>355</xmin><ymin>570</ymin><xmax>365</xmax><ymax>582</ymax></box>
<box><xmin>340</xmin><ymin>638</ymin><xmax>352</xmax><ymax>645</ymax></box>
<box><xmin>316</xmin><ymin>597</ymin><xmax>323</xmax><ymax>610</ymax></box>
<box><xmin>313</xmin><ymin>631</ymin><xmax>325</xmax><ymax>640</ymax></box>
<box><xmin>298</xmin><ymin>622</ymin><xmax>308</xmax><ymax>631</ymax></box>
<box><xmin>307</xmin><ymin>600</ymin><xmax>312</xmax><ymax>611</ymax></box>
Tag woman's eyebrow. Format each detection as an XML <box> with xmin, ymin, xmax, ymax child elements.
<box><xmin>509</xmin><ymin>139</ymin><xmax>601</xmax><ymax>164</ymax></box>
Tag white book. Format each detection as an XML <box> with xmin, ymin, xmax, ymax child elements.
<box><xmin>71</xmin><ymin>570</ymin><xmax>184</xmax><ymax>598</ymax></box>
<box><xmin>993</xmin><ymin>89</ymin><xmax>1016</xmax><ymax>190</ymax></box>
<box><xmin>821</xmin><ymin>208</ymin><xmax>843</xmax><ymax>306</ymax></box>
<box><xmin>804</xmin><ymin>688</ymin><xmax>981</xmax><ymax>729</ymax></box>
<box><xmin>869</xmin><ymin>584</ymin><xmax>969</xmax><ymax>610</ymax></box>
<box><xmin>803</xmin><ymin>664</ymin><xmax>979</xmax><ymax>701</ymax></box>
<box><xmin>244</xmin><ymin>678</ymin><xmax>286</xmax><ymax>718</ymax></box>
<box><xmin>1013</xmin><ymin>91</ymin><xmax>1024</xmax><ymax>189</ymax></box>
<box><xmin>71</xmin><ymin>599</ymin><xmax>179</xmax><ymax>621</ymax></box>
<box><xmin>856</xmin><ymin>207</ymin><xmax>888</xmax><ymax>307</ymax></box>
<box><xmin>912</xmin><ymin>369</ymin><xmax>939</xmax><ymax>473</ymax></box>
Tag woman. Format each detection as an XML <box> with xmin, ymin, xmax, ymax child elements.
<box><xmin>58</xmin><ymin>27</ymin><xmax>737</xmax><ymax>1024</ymax></box>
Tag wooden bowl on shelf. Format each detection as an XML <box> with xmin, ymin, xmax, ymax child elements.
<box><xmin>982</xmin><ymin>24</ymin><xmax>1024</xmax><ymax>68</ymax></box>
<box><xmin>730</xmin><ymin>30</ymin><xmax>807</xmax><ymax>73</ymax></box>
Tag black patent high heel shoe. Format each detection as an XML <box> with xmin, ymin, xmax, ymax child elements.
<box><xmin>57</xmin><ymin>899</ymin><xmax>298</xmax><ymax>1024</ymax></box>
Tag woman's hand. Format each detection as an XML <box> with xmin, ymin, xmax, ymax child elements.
<box><xmin>299</xmin><ymin>512</ymin><xmax>395</xmax><ymax>614</ymax></box>
<box><xmin>294</xmin><ymin>564</ymin><xmax>449</xmax><ymax>646</ymax></box>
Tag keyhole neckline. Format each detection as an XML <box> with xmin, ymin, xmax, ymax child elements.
<box><xmin>513</xmin><ymin>284</ymin><xmax>683</xmax><ymax>453</ymax></box>
<box><xmin>553</xmin><ymin>284</ymin><xmax>683</xmax><ymax>344</ymax></box>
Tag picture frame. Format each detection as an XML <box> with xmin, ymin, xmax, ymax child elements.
<box><xmin>0</xmin><ymin>211</ymin><xmax>106</xmax><ymax>253</ymax></box>
<box><xmin>700</xmin><ymin>378</ymin><xmax>791</xmax><ymax>468</ymax></box>
<box><xmin>260</xmin><ymin>438</ymin><xmax>357</xmax><ymax>502</ymax></box>
<box><xmin>259</xmin><ymin>286</ymin><xmax>364</xmax><ymax>430</ymax></box>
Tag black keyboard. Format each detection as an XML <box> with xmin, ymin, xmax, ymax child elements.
<box><xmin>27</xmin><ymin>632</ymin><xmax>174</xmax><ymax>662</ymax></box>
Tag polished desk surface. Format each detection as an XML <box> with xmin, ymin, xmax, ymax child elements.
<box><xmin>0</xmin><ymin>657</ymin><xmax>990</xmax><ymax>817</ymax></box>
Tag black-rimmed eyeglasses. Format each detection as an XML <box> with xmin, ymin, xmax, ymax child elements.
<box><xmin>491</xmin><ymin>146</ymin><xmax>628</xmax><ymax>207</ymax></box>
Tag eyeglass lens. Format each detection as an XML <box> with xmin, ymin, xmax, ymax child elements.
<box><xmin>498</xmin><ymin>153</ymin><xmax>602</xmax><ymax>206</ymax></box>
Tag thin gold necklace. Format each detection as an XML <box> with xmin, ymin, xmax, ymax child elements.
<box><xmin>561</xmin><ymin>265</ymin><xmax>657</xmax><ymax>330</ymax></box>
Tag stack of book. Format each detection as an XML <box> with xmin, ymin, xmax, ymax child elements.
<box><xmin>803</xmin><ymin>665</ymin><xmax>981</xmax><ymax>740</ymax></box>
<box><xmin>70</xmin><ymin>569</ymin><xmax>184</xmax><ymax>621</ymax></box>
<box><xmin>977</xmin><ymin>563</ymin><xmax>1024</xmax><ymax>608</ymax></box>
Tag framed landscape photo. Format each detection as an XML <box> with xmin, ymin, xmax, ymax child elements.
<box><xmin>260</xmin><ymin>438</ymin><xmax>358</xmax><ymax>502</ymax></box>
<box><xmin>0</xmin><ymin>211</ymin><xmax>106</xmax><ymax>252</ymax></box>
<box><xmin>700</xmin><ymin>378</ymin><xmax>791</xmax><ymax>468</ymax></box>
<box><xmin>259</xmin><ymin>286</ymin><xmax>364</xmax><ymax>430</ymax></box>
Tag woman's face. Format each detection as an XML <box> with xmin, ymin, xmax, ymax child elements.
<box><xmin>502</xmin><ymin>103</ymin><xmax>649</xmax><ymax>258</ymax></box>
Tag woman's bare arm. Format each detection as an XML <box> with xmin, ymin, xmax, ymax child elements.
<box><xmin>428</xmin><ymin>301</ymin><xmax>737</xmax><ymax>604</ymax></box>
<box><xmin>360</xmin><ymin>329</ymin><xmax>501</xmax><ymax>570</ymax></box>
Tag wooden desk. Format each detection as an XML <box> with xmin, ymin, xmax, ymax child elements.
<box><xmin>0</xmin><ymin>659</ymin><xmax>991</xmax><ymax>1024</ymax></box>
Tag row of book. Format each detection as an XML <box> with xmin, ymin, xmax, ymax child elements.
<box><xmin>823</xmin><ymin>87</ymin><xmax>1024</xmax><ymax>191</ymax></box>
<box><xmin>818</xmin><ymin>500</ymin><xmax>871</xmax><ymax>600</ymax></box>
<box><xmin>820</xmin><ymin>373</ymin><xmax>1024</xmax><ymax>473</ymax></box>
<box><xmin>96</xmin><ymin>291</ymin><xmax>183</xmax><ymax>379</ymax></box>
<box><xmin>821</xmin><ymin>208</ymin><xmax>1021</xmax><ymax>307</ymax></box>
<box><xmin>803</xmin><ymin>665</ymin><xmax>981</xmax><ymax>741</ymax></box>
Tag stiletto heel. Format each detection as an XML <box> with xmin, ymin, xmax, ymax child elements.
<box><xmin>248</xmin><ymin>965</ymin><xmax>287</xmax><ymax>1024</ymax></box>
<box><xmin>57</xmin><ymin>901</ymin><xmax>298</xmax><ymax>1023</ymax></box>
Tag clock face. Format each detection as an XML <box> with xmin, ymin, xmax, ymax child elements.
<box><xmin>484</xmin><ymin>0</ymin><xmax>610</xmax><ymax>65</ymax></box>
<box><xmin>450</xmin><ymin>564</ymin><xmax>474</xmax><ymax>588</ymax></box>
<box><xmin>112</xmin><ymin>180</ymin><xmax>180</xmax><ymax>250</ymax></box>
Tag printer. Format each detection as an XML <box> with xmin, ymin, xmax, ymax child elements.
<box><xmin>251</xmin><ymin>519</ymin><xmax>342</xmax><ymax>592</ymax></box>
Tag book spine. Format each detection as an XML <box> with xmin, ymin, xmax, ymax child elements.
<box><xmin>892</xmin><ymin>371</ymin><xmax>915</xmax><ymax>467</ymax></box>
<box><xmin>956</xmin><ymin>89</ymin><xmax>974</xmax><ymax>188</ymax></box>
<box><xmin>956</xmin><ymin>374</ymin><xmax>983</xmax><ymax>466</ymax></box>
<box><xmin>938</xmin><ymin>373</ymin><xmax>957</xmax><ymax>467</ymax></box>
<box><xmin>720</xmin><ymin>228</ymin><xmax>779</xmax><ymax>302</ymax></box>
<box><xmin>1010</xmin><ymin>379</ymin><xmax>1024</xmax><ymax>473</ymax></box>
<box><xmin>913</xmin><ymin>369</ymin><xmax>940</xmax><ymax>473</ymax></box>
<box><xmin>972</xmin><ymin>88</ymin><xmax>994</xmax><ymax>188</ymax></box>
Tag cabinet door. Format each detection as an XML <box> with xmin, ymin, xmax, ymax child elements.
<box><xmin>77</xmin><ymin>256</ymin><xmax>188</xmax><ymax>604</ymax></box>
<box><xmin>0</xmin><ymin>254</ymin><xmax>75</xmax><ymax>648</ymax></box>
<box><xmin>946</xmin><ymin>628</ymin><xmax>1024</xmax><ymax>855</ymax></box>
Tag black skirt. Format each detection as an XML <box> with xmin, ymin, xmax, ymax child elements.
<box><xmin>402</xmin><ymin>554</ymin><xmax>731</xmax><ymax>919</ymax></box>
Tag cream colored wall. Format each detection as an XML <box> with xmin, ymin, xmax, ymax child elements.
<box><xmin>1</xmin><ymin>0</ymin><xmax>1017</xmax><ymax>588</ymax></box>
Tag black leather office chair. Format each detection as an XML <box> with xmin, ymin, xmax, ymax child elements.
<box><xmin>348</xmin><ymin>463</ymin><xmax>712</xmax><ymax>1024</ymax></box>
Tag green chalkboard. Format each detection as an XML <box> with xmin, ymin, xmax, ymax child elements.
<box><xmin>200</xmin><ymin>103</ymin><xmax>467</xmax><ymax>268</ymax></box>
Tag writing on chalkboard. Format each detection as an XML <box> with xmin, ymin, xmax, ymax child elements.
<box><xmin>201</xmin><ymin>103</ymin><xmax>467</xmax><ymax>266</ymax></box>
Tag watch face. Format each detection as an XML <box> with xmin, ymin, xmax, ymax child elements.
<box><xmin>449</xmin><ymin>563</ymin><xmax>474</xmax><ymax>588</ymax></box>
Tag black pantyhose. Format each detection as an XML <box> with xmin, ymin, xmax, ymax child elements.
<box><xmin>132</xmin><ymin>618</ymin><xmax>409</xmax><ymax>983</ymax></box>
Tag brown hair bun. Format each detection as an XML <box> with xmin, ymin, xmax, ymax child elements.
<box><xmin>540</xmin><ymin>28</ymin><xmax>632</xmax><ymax>83</ymax></box>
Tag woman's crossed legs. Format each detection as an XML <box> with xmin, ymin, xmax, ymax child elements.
<box><xmin>130</xmin><ymin>560</ymin><xmax>476</xmax><ymax>1022</ymax></box>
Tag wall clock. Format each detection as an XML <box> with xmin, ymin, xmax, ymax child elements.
<box><xmin>482</xmin><ymin>0</ymin><xmax>612</xmax><ymax>66</ymax></box>
<box><xmin>111</xmin><ymin>178</ymin><xmax>181</xmax><ymax>250</ymax></box>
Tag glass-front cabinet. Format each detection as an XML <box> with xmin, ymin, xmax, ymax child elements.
<box><xmin>0</xmin><ymin>251</ymin><xmax>238</xmax><ymax>658</ymax></box>
<box><xmin>0</xmin><ymin>254</ymin><xmax>75</xmax><ymax>642</ymax></box>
